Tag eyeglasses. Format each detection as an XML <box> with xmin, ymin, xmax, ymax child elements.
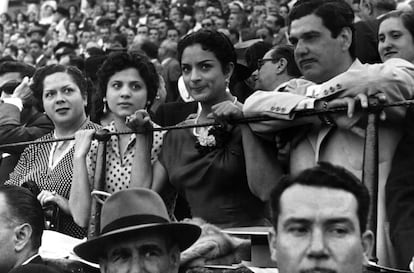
<box><xmin>257</xmin><ymin>58</ymin><xmax>277</xmax><ymax>69</ymax></box>
<box><xmin>202</xmin><ymin>23</ymin><xmax>212</xmax><ymax>27</ymax></box>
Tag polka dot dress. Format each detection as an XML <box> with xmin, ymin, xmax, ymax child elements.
<box><xmin>87</xmin><ymin>121</ymin><xmax>165</xmax><ymax>194</ymax></box>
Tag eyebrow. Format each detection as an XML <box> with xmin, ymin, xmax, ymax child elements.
<box><xmin>282</xmin><ymin>217</ymin><xmax>355</xmax><ymax>227</ymax></box>
<box><xmin>44</xmin><ymin>84</ymin><xmax>72</xmax><ymax>92</ymax></box>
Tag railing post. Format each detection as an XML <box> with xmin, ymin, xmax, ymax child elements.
<box><xmin>87</xmin><ymin>129</ymin><xmax>111</xmax><ymax>239</ymax></box>
<box><xmin>362</xmin><ymin>98</ymin><xmax>381</xmax><ymax>262</ymax></box>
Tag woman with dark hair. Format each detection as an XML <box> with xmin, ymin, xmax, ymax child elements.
<box><xmin>6</xmin><ymin>65</ymin><xmax>100</xmax><ymax>238</ymax></box>
<box><xmin>69</xmin><ymin>51</ymin><xmax>166</xmax><ymax>227</ymax></box>
<box><xmin>134</xmin><ymin>30</ymin><xmax>271</xmax><ymax>228</ymax></box>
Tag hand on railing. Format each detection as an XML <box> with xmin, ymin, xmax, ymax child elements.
<box><xmin>125</xmin><ymin>109</ymin><xmax>153</xmax><ymax>133</ymax></box>
<box><xmin>74</xmin><ymin>129</ymin><xmax>95</xmax><ymax>158</ymax></box>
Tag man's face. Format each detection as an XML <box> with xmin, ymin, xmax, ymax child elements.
<box><xmin>270</xmin><ymin>184</ymin><xmax>373</xmax><ymax>273</ymax></box>
<box><xmin>227</xmin><ymin>13</ymin><xmax>239</xmax><ymax>29</ymax></box>
<box><xmin>167</xmin><ymin>30</ymin><xmax>179</xmax><ymax>42</ymax></box>
<box><xmin>100</xmin><ymin>28</ymin><xmax>111</xmax><ymax>42</ymax></box>
<box><xmin>100</xmin><ymin>233</ymin><xmax>180</xmax><ymax>273</ymax></box>
<box><xmin>137</xmin><ymin>26</ymin><xmax>149</xmax><ymax>37</ymax></box>
<box><xmin>0</xmin><ymin>194</ymin><xmax>18</xmax><ymax>273</ymax></box>
<box><xmin>255</xmin><ymin>49</ymin><xmax>278</xmax><ymax>90</ymax></box>
<box><xmin>158</xmin><ymin>22</ymin><xmax>168</xmax><ymax>39</ymax></box>
<box><xmin>29</xmin><ymin>42</ymin><xmax>43</xmax><ymax>58</ymax></box>
<box><xmin>289</xmin><ymin>14</ymin><xmax>351</xmax><ymax>83</ymax></box>
<box><xmin>81</xmin><ymin>32</ymin><xmax>93</xmax><ymax>46</ymax></box>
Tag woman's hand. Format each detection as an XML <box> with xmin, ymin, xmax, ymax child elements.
<box><xmin>74</xmin><ymin>129</ymin><xmax>95</xmax><ymax>158</ymax></box>
<box><xmin>126</xmin><ymin>109</ymin><xmax>153</xmax><ymax>133</ymax></box>
<box><xmin>37</xmin><ymin>190</ymin><xmax>70</xmax><ymax>215</ymax></box>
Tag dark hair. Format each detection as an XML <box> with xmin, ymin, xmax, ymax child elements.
<box><xmin>31</xmin><ymin>64</ymin><xmax>87</xmax><ymax>110</ymax></box>
<box><xmin>97</xmin><ymin>52</ymin><xmax>159</xmax><ymax>106</ymax></box>
<box><xmin>0</xmin><ymin>185</ymin><xmax>44</xmax><ymax>249</ymax></box>
<box><xmin>111</xmin><ymin>34</ymin><xmax>127</xmax><ymax>48</ymax></box>
<box><xmin>177</xmin><ymin>30</ymin><xmax>236</xmax><ymax>73</ymax></box>
<box><xmin>141</xmin><ymin>40</ymin><xmax>159</xmax><ymax>60</ymax></box>
<box><xmin>0</xmin><ymin>61</ymin><xmax>35</xmax><ymax>78</ymax></box>
<box><xmin>367</xmin><ymin>0</ymin><xmax>397</xmax><ymax>12</ymax></box>
<box><xmin>5</xmin><ymin>44</ymin><xmax>18</xmax><ymax>58</ymax></box>
<box><xmin>271</xmin><ymin>44</ymin><xmax>301</xmax><ymax>77</ymax></box>
<box><xmin>245</xmin><ymin>41</ymin><xmax>273</xmax><ymax>71</ymax></box>
<box><xmin>379</xmin><ymin>10</ymin><xmax>414</xmax><ymax>42</ymax></box>
<box><xmin>289</xmin><ymin>0</ymin><xmax>356</xmax><ymax>58</ymax></box>
<box><xmin>30</xmin><ymin>39</ymin><xmax>44</xmax><ymax>48</ymax></box>
<box><xmin>270</xmin><ymin>162</ymin><xmax>370</xmax><ymax>233</ymax></box>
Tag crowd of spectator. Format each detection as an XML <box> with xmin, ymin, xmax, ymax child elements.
<box><xmin>2</xmin><ymin>0</ymin><xmax>414</xmax><ymax>273</ymax></box>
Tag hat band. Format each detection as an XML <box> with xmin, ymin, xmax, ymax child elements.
<box><xmin>101</xmin><ymin>214</ymin><xmax>169</xmax><ymax>234</ymax></box>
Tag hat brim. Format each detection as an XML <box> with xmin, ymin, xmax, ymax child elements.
<box><xmin>73</xmin><ymin>222</ymin><xmax>201</xmax><ymax>264</ymax></box>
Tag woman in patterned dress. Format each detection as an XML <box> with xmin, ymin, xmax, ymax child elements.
<box><xmin>6</xmin><ymin>65</ymin><xmax>100</xmax><ymax>238</ymax></box>
<box><xmin>69</xmin><ymin>51</ymin><xmax>166</xmax><ymax>228</ymax></box>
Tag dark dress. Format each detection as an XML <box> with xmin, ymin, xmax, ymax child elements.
<box><xmin>159</xmin><ymin>119</ymin><xmax>266</xmax><ymax>228</ymax></box>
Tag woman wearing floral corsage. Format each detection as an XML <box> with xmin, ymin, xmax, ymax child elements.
<box><xmin>133</xmin><ymin>30</ymin><xmax>281</xmax><ymax>228</ymax></box>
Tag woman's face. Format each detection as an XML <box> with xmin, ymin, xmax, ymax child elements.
<box><xmin>378</xmin><ymin>17</ymin><xmax>414</xmax><ymax>63</ymax></box>
<box><xmin>42</xmin><ymin>72</ymin><xmax>87</xmax><ymax>128</ymax></box>
<box><xmin>181</xmin><ymin>44</ymin><xmax>232</xmax><ymax>104</ymax></box>
<box><xmin>106</xmin><ymin>68</ymin><xmax>148</xmax><ymax>119</ymax></box>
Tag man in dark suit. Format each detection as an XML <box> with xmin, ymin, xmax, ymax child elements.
<box><xmin>0</xmin><ymin>61</ymin><xmax>54</xmax><ymax>184</ymax></box>
<box><xmin>0</xmin><ymin>185</ymin><xmax>60</xmax><ymax>272</ymax></box>
<box><xmin>386</xmin><ymin>107</ymin><xmax>414</xmax><ymax>270</ymax></box>
<box><xmin>29</xmin><ymin>40</ymin><xmax>49</xmax><ymax>68</ymax></box>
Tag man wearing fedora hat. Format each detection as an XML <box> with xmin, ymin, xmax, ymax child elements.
<box><xmin>74</xmin><ymin>188</ymin><xmax>201</xmax><ymax>273</ymax></box>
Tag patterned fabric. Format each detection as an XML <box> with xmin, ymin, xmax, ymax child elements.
<box><xmin>87</xmin><ymin>121</ymin><xmax>165</xmax><ymax>193</ymax></box>
<box><xmin>6</xmin><ymin>120</ymin><xmax>101</xmax><ymax>239</ymax></box>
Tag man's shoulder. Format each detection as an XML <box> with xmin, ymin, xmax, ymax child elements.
<box><xmin>9</xmin><ymin>264</ymin><xmax>63</xmax><ymax>273</ymax></box>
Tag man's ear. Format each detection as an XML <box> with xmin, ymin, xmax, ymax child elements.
<box><xmin>338</xmin><ymin>27</ymin><xmax>353</xmax><ymax>53</ymax></box>
<box><xmin>169</xmin><ymin>245</ymin><xmax>181</xmax><ymax>271</ymax></box>
<box><xmin>268</xmin><ymin>227</ymin><xmax>278</xmax><ymax>262</ymax></box>
<box><xmin>14</xmin><ymin>223</ymin><xmax>32</xmax><ymax>252</ymax></box>
<box><xmin>99</xmin><ymin>259</ymin><xmax>108</xmax><ymax>273</ymax></box>
<box><xmin>361</xmin><ymin>230</ymin><xmax>375</xmax><ymax>264</ymax></box>
<box><xmin>276</xmin><ymin>58</ymin><xmax>288</xmax><ymax>75</ymax></box>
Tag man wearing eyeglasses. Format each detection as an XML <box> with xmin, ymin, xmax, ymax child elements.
<box><xmin>244</xmin><ymin>0</ymin><xmax>414</xmax><ymax>267</ymax></box>
<box><xmin>254</xmin><ymin>44</ymin><xmax>301</xmax><ymax>91</ymax></box>
<box><xmin>0</xmin><ymin>62</ymin><xmax>53</xmax><ymax>184</ymax></box>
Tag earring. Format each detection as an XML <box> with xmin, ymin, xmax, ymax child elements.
<box><xmin>145</xmin><ymin>101</ymin><xmax>151</xmax><ymax>111</ymax></box>
<box><xmin>225</xmin><ymin>78</ymin><xmax>230</xmax><ymax>92</ymax></box>
<box><xmin>103</xmin><ymin>97</ymin><xmax>108</xmax><ymax>114</ymax></box>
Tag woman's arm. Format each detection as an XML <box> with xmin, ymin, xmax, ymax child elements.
<box><xmin>126</xmin><ymin>110</ymin><xmax>169</xmax><ymax>193</ymax></box>
<box><xmin>151</xmin><ymin>160</ymin><xmax>169</xmax><ymax>193</ymax></box>
<box><xmin>130</xmin><ymin>130</ymin><xmax>153</xmax><ymax>189</ymax></box>
<box><xmin>69</xmin><ymin>129</ymin><xmax>95</xmax><ymax>228</ymax></box>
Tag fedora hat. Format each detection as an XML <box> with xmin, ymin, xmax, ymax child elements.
<box><xmin>27</xmin><ymin>26</ymin><xmax>47</xmax><ymax>37</ymax></box>
<box><xmin>74</xmin><ymin>189</ymin><xmax>201</xmax><ymax>263</ymax></box>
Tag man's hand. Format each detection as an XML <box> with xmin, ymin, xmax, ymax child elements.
<box><xmin>326</xmin><ymin>93</ymin><xmax>387</xmax><ymax>120</ymax></box>
<box><xmin>208</xmin><ymin>99</ymin><xmax>243</xmax><ymax>121</ymax></box>
<box><xmin>11</xmin><ymin>77</ymin><xmax>32</xmax><ymax>103</ymax></box>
